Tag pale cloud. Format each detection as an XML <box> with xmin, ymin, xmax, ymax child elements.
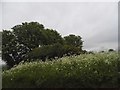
<box><xmin>2</xmin><ymin>2</ymin><xmax>118</xmax><ymax>51</ymax></box>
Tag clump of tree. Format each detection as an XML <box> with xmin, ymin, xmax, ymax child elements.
<box><xmin>26</xmin><ymin>43</ymin><xmax>82</xmax><ymax>61</ymax></box>
<box><xmin>108</xmin><ymin>49</ymin><xmax>115</xmax><ymax>52</ymax></box>
<box><xmin>64</xmin><ymin>34</ymin><xmax>83</xmax><ymax>48</ymax></box>
<box><xmin>2</xmin><ymin>22</ymin><xmax>83</xmax><ymax>68</ymax></box>
<box><xmin>26</xmin><ymin>43</ymin><xmax>64</xmax><ymax>61</ymax></box>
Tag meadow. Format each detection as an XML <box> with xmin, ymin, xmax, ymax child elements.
<box><xmin>2</xmin><ymin>52</ymin><xmax>120</xmax><ymax>88</ymax></box>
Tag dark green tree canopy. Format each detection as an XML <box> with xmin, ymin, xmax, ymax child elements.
<box><xmin>2</xmin><ymin>30</ymin><xmax>15</xmax><ymax>67</ymax></box>
<box><xmin>41</xmin><ymin>29</ymin><xmax>63</xmax><ymax>45</ymax></box>
<box><xmin>2</xmin><ymin>30</ymin><xmax>30</xmax><ymax>68</ymax></box>
<box><xmin>12</xmin><ymin>22</ymin><xmax>63</xmax><ymax>49</ymax></box>
<box><xmin>12</xmin><ymin>22</ymin><xmax>45</xmax><ymax>50</ymax></box>
<box><xmin>2</xmin><ymin>22</ymin><xmax>83</xmax><ymax>68</ymax></box>
<box><xmin>2</xmin><ymin>22</ymin><xmax>65</xmax><ymax>67</ymax></box>
<box><xmin>64</xmin><ymin>34</ymin><xmax>83</xmax><ymax>49</ymax></box>
<box><xmin>26</xmin><ymin>43</ymin><xmax>64</xmax><ymax>61</ymax></box>
<box><xmin>26</xmin><ymin>43</ymin><xmax>82</xmax><ymax>61</ymax></box>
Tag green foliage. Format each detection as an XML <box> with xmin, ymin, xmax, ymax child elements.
<box><xmin>62</xmin><ymin>44</ymin><xmax>81</xmax><ymax>55</ymax></box>
<box><xmin>26</xmin><ymin>43</ymin><xmax>82</xmax><ymax>61</ymax></box>
<box><xmin>41</xmin><ymin>29</ymin><xmax>63</xmax><ymax>45</ymax></box>
<box><xmin>2</xmin><ymin>52</ymin><xmax>119</xmax><ymax>88</ymax></box>
<box><xmin>26</xmin><ymin>43</ymin><xmax>64</xmax><ymax>61</ymax></box>
<box><xmin>12</xmin><ymin>22</ymin><xmax>45</xmax><ymax>50</ymax></box>
<box><xmin>64</xmin><ymin>34</ymin><xmax>83</xmax><ymax>50</ymax></box>
<box><xmin>2</xmin><ymin>30</ymin><xmax>31</xmax><ymax>68</ymax></box>
<box><xmin>2</xmin><ymin>22</ymin><xmax>66</xmax><ymax>67</ymax></box>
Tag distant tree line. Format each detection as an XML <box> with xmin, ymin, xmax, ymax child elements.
<box><xmin>2</xmin><ymin>22</ymin><xmax>84</xmax><ymax>68</ymax></box>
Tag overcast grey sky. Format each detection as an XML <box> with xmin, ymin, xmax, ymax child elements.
<box><xmin>2</xmin><ymin>2</ymin><xmax>118</xmax><ymax>51</ymax></box>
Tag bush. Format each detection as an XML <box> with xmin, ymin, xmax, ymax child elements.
<box><xmin>26</xmin><ymin>43</ymin><xmax>64</xmax><ymax>61</ymax></box>
<box><xmin>62</xmin><ymin>45</ymin><xmax>81</xmax><ymax>56</ymax></box>
<box><xmin>2</xmin><ymin>52</ymin><xmax>119</xmax><ymax>88</ymax></box>
<box><xmin>26</xmin><ymin>43</ymin><xmax>82</xmax><ymax>61</ymax></box>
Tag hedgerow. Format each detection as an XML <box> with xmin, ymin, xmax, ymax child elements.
<box><xmin>2</xmin><ymin>52</ymin><xmax>119</xmax><ymax>88</ymax></box>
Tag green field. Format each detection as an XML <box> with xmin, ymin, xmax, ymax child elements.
<box><xmin>2</xmin><ymin>52</ymin><xmax>120</xmax><ymax>88</ymax></box>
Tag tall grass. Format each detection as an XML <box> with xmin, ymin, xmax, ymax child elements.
<box><xmin>2</xmin><ymin>52</ymin><xmax>119</xmax><ymax>88</ymax></box>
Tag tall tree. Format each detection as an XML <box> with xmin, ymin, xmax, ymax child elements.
<box><xmin>2</xmin><ymin>22</ymin><xmax>45</xmax><ymax>67</ymax></box>
<box><xmin>2</xmin><ymin>22</ymin><xmax>64</xmax><ymax>67</ymax></box>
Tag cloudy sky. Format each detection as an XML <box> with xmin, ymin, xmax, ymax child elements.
<box><xmin>1</xmin><ymin>2</ymin><xmax>118</xmax><ymax>51</ymax></box>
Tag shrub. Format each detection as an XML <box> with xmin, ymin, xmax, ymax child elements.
<box><xmin>62</xmin><ymin>45</ymin><xmax>81</xmax><ymax>56</ymax></box>
<box><xmin>26</xmin><ymin>43</ymin><xmax>64</xmax><ymax>61</ymax></box>
<box><xmin>26</xmin><ymin>43</ymin><xmax>82</xmax><ymax>61</ymax></box>
<box><xmin>2</xmin><ymin>52</ymin><xmax>119</xmax><ymax>88</ymax></box>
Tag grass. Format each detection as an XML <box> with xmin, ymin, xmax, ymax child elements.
<box><xmin>2</xmin><ymin>52</ymin><xmax>120</xmax><ymax>88</ymax></box>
